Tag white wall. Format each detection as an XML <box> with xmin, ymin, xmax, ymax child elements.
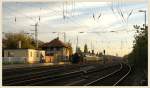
<box><xmin>3</xmin><ymin>57</ymin><xmax>26</xmax><ymax>64</ymax></box>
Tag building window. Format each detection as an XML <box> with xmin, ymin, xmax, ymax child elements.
<box><xmin>37</xmin><ymin>52</ymin><xmax>39</xmax><ymax>57</ymax></box>
<box><xmin>30</xmin><ymin>52</ymin><xmax>32</xmax><ymax>57</ymax></box>
<box><xmin>8</xmin><ymin>52</ymin><xmax>10</xmax><ymax>57</ymax></box>
<box><xmin>57</xmin><ymin>48</ymin><xmax>60</xmax><ymax>51</ymax></box>
<box><xmin>8</xmin><ymin>52</ymin><xmax>14</xmax><ymax>57</ymax></box>
<box><xmin>54</xmin><ymin>48</ymin><xmax>56</xmax><ymax>51</ymax></box>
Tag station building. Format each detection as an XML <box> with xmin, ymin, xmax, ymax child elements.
<box><xmin>3</xmin><ymin>49</ymin><xmax>45</xmax><ymax>64</ymax></box>
<box><xmin>41</xmin><ymin>37</ymin><xmax>73</xmax><ymax>64</ymax></box>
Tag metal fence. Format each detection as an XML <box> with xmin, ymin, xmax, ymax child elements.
<box><xmin>3</xmin><ymin>57</ymin><xmax>27</xmax><ymax>64</ymax></box>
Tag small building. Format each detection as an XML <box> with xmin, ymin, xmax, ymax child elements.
<box><xmin>3</xmin><ymin>49</ymin><xmax>45</xmax><ymax>64</ymax></box>
<box><xmin>42</xmin><ymin>37</ymin><xmax>73</xmax><ymax>63</ymax></box>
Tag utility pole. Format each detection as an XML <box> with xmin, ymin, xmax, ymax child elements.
<box><xmin>91</xmin><ymin>41</ymin><xmax>92</xmax><ymax>51</ymax></box>
<box><xmin>31</xmin><ymin>22</ymin><xmax>39</xmax><ymax>49</ymax></box>
<box><xmin>120</xmin><ymin>40</ymin><xmax>123</xmax><ymax>54</ymax></box>
<box><xmin>103</xmin><ymin>49</ymin><xmax>105</xmax><ymax>64</ymax></box>
<box><xmin>76</xmin><ymin>35</ymin><xmax>78</xmax><ymax>53</ymax></box>
<box><xmin>139</xmin><ymin>10</ymin><xmax>146</xmax><ymax>29</ymax></box>
<box><xmin>63</xmin><ymin>32</ymin><xmax>66</xmax><ymax>43</ymax></box>
<box><xmin>144</xmin><ymin>11</ymin><xmax>146</xmax><ymax>28</ymax></box>
<box><xmin>63</xmin><ymin>1</ymin><xmax>65</xmax><ymax>20</ymax></box>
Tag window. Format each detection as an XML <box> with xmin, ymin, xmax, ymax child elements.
<box><xmin>54</xmin><ymin>48</ymin><xmax>56</xmax><ymax>51</ymax></box>
<box><xmin>37</xmin><ymin>52</ymin><xmax>39</xmax><ymax>57</ymax></box>
<box><xmin>57</xmin><ymin>48</ymin><xmax>60</xmax><ymax>51</ymax></box>
<box><xmin>30</xmin><ymin>52</ymin><xmax>32</xmax><ymax>57</ymax></box>
<box><xmin>8</xmin><ymin>52</ymin><xmax>14</xmax><ymax>57</ymax></box>
<box><xmin>8</xmin><ymin>52</ymin><xmax>10</xmax><ymax>56</ymax></box>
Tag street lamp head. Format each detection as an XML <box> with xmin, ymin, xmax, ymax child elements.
<box><xmin>52</xmin><ymin>32</ymin><xmax>57</xmax><ymax>33</ymax></box>
<box><xmin>110</xmin><ymin>31</ymin><xmax>116</xmax><ymax>32</ymax></box>
<box><xmin>79</xmin><ymin>32</ymin><xmax>84</xmax><ymax>33</ymax></box>
<box><xmin>138</xmin><ymin>10</ymin><xmax>146</xmax><ymax>12</ymax></box>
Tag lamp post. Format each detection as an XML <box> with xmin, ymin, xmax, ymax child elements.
<box><xmin>63</xmin><ymin>32</ymin><xmax>66</xmax><ymax>43</ymax></box>
<box><xmin>138</xmin><ymin>10</ymin><xmax>146</xmax><ymax>28</ymax></box>
<box><xmin>103</xmin><ymin>49</ymin><xmax>106</xmax><ymax>64</ymax></box>
<box><xmin>76</xmin><ymin>32</ymin><xmax>84</xmax><ymax>53</ymax></box>
<box><xmin>52</xmin><ymin>32</ymin><xmax>59</xmax><ymax>38</ymax></box>
<box><xmin>52</xmin><ymin>32</ymin><xmax>66</xmax><ymax>43</ymax></box>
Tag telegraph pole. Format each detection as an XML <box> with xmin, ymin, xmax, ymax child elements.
<box><xmin>120</xmin><ymin>40</ymin><xmax>123</xmax><ymax>56</ymax></box>
<box><xmin>139</xmin><ymin>10</ymin><xmax>146</xmax><ymax>29</ymax></box>
<box><xmin>64</xmin><ymin>32</ymin><xmax>66</xmax><ymax>43</ymax></box>
<box><xmin>144</xmin><ymin>11</ymin><xmax>146</xmax><ymax>28</ymax></box>
<box><xmin>31</xmin><ymin>22</ymin><xmax>39</xmax><ymax>49</ymax></box>
<box><xmin>103</xmin><ymin>49</ymin><xmax>105</xmax><ymax>64</ymax></box>
<box><xmin>76</xmin><ymin>35</ymin><xmax>78</xmax><ymax>52</ymax></box>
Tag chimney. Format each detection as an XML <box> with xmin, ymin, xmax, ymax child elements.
<box><xmin>18</xmin><ymin>41</ymin><xmax>21</xmax><ymax>48</ymax></box>
<box><xmin>56</xmin><ymin>37</ymin><xmax>59</xmax><ymax>40</ymax></box>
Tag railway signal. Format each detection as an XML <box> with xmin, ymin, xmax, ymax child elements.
<box><xmin>103</xmin><ymin>50</ymin><xmax>105</xmax><ymax>55</ymax></box>
<box><xmin>103</xmin><ymin>49</ymin><xmax>106</xmax><ymax>64</ymax></box>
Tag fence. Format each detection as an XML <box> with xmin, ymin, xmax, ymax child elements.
<box><xmin>3</xmin><ymin>57</ymin><xmax>27</xmax><ymax>64</ymax></box>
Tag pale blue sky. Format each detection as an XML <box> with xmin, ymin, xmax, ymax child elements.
<box><xmin>2</xmin><ymin>1</ymin><xmax>147</xmax><ymax>56</ymax></box>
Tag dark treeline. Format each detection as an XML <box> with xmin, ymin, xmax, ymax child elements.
<box><xmin>124</xmin><ymin>25</ymin><xmax>148</xmax><ymax>79</ymax></box>
<box><xmin>3</xmin><ymin>32</ymin><xmax>44</xmax><ymax>49</ymax></box>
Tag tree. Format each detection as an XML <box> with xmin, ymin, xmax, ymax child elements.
<box><xmin>84</xmin><ymin>44</ymin><xmax>88</xmax><ymax>53</ymax></box>
<box><xmin>3</xmin><ymin>32</ymin><xmax>36</xmax><ymax>49</ymax></box>
<box><xmin>77</xmin><ymin>47</ymin><xmax>82</xmax><ymax>53</ymax></box>
<box><xmin>126</xmin><ymin>25</ymin><xmax>148</xmax><ymax>76</ymax></box>
<box><xmin>98</xmin><ymin>52</ymin><xmax>103</xmax><ymax>57</ymax></box>
<box><xmin>92</xmin><ymin>50</ymin><xmax>94</xmax><ymax>54</ymax></box>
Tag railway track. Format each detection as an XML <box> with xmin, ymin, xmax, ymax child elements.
<box><xmin>3</xmin><ymin>63</ymin><xmax>106</xmax><ymax>86</ymax></box>
<box><xmin>3</xmin><ymin>63</ymin><xmax>130</xmax><ymax>86</ymax></box>
<box><xmin>3</xmin><ymin>64</ymin><xmax>88</xmax><ymax>77</ymax></box>
<box><xmin>22</xmin><ymin>63</ymin><xmax>121</xmax><ymax>86</ymax></box>
<box><xmin>51</xmin><ymin>64</ymin><xmax>121</xmax><ymax>86</ymax></box>
<box><xmin>3</xmin><ymin>63</ymin><xmax>93</xmax><ymax>81</ymax></box>
<box><xmin>84</xmin><ymin>63</ymin><xmax>131</xmax><ymax>86</ymax></box>
<box><xmin>65</xmin><ymin>64</ymin><xmax>121</xmax><ymax>86</ymax></box>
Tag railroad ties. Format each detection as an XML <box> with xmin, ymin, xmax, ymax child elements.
<box><xmin>3</xmin><ymin>63</ymin><xmax>131</xmax><ymax>86</ymax></box>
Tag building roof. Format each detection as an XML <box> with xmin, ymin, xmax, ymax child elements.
<box><xmin>42</xmin><ymin>37</ymin><xmax>68</xmax><ymax>48</ymax></box>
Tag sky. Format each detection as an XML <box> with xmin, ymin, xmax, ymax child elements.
<box><xmin>2</xmin><ymin>1</ymin><xmax>148</xmax><ymax>57</ymax></box>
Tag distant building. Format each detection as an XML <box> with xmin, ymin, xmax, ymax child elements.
<box><xmin>3</xmin><ymin>49</ymin><xmax>45</xmax><ymax>64</ymax></box>
<box><xmin>42</xmin><ymin>37</ymin><xmax>73</xmax><ymax>63</ymax></box>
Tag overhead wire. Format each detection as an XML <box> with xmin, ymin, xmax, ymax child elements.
<box><xmin>42</xmin><ymin>4</ymin><xmax>84</xmax><ymax>28</ymax></box>
<box><xmin>97</xmin><ymin>13</ymin><xmax>102</xmax><ymax>20</ymax></box>
<box><xmin>5</xmin><ymin>2</ymin><xmax>136</xmax><ymax>55</ymax></box>
<box><xmin>4</xmin><ymin>7</ymin><xmax>37</xmax><ymax>23</ymax></box>
<box><xmin>127</xmin><ymin>9</ymin><xmax>133</xmax><ymax>23</ymax></box>
<box><xmin>3</xmin><ymin>3</ymin><xmax>43</xmax><ymax>37</ymax></box>
<box><xmin>110</xmin><ymin>0</ymin><xmax>123</xmax><ymax>25</ymax></box>
<box><xmin>4</xmin><ymin>7</ymin><xmax>34</xmax><ymax>31</ymax></box>
<box><xmin>4</xmin><ymin>5</ymin><xmax>39</xmax><ymax>33</ymax></box>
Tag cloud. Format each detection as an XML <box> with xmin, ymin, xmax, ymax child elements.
<box><xmin>3</xmin><ymin>1</ymin><xmax>147</xmax><ymax>56</ymax></box>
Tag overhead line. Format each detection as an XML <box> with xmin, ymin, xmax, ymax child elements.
<box><xmin>5</xmin><ymin>7</ymin><xmax>37</xmax><ymax>23</ymax></box>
